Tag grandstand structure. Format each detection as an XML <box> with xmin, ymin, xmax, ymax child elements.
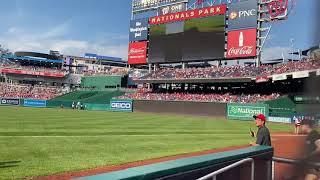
<box><xmin>120</xmin><ymin>0</ymin><xmax>320</xmax><ymax>119</ymax></box>
<box><xmin>0</xmin><ymin>46</ymin><xmax>132</xmax><ymax>103</ymax></box>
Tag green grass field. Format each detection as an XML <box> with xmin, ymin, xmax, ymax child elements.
<box><xmin>0</xmin><ymin>106</ymin><xmax>293</xmax><ymax>179</ymax></box>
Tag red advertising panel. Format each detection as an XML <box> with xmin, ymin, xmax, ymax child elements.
<box><xmin>0</xmin><ymin>68</ymin><xmax>66</xmax><ymax>78</ymax></box>
<box><xmin>149</xmin><ymin>4</ymin><xmax>227</xmax><ymax>25</ymax></box>
<box><xmin>256</xmin><ymin>76</ymin><xmax>270</xmax><ymax>83</ymax></box>
<box><xmin>128</xmin><ymin>41</ymin><xmax>148</xmax><ymax>65</ymax></box>
<box><xmin>226</xmin><ymin>28</ymin><xmax>257</xmax><ymax>58</ymax></box>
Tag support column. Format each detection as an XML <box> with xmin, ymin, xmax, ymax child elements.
<box><xmin>181</xmin><ymin>83</ymin><xmax>185</xmax><ymax>91</ymax></box>
<box><xmin>256</xmin><ymin>0</ymin><xmax>263</xmax><ymax>67</ymax></box>
<box><xmin>182</xmin><ymin>62</ymin><xmax>186</xmax><ymax>69</ymax></box>
<box><xmin>149</xmin><ymin>64</ymin><xmax>152</xmax><ymax>73</ymax></box>
<box><xmin>154</xmin><ymin>64</ymin><xmax>159</xmax><ymax>71</ymax></box>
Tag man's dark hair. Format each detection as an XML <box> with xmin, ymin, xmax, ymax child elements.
<box><xmin>301</xmin><ymin>119</ymin><xmax>316</xmax><ymax>128</ymax></box>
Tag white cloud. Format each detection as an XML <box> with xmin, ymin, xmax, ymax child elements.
<box><xmin>7</xmin><ymin>27</ymin><xmax>19</xmax><ymax>34</ymax></box>
<box><xmin>1</xmin><ymin>24</ymin><xmax>128</xmax><ymax>60</ymax></box>
<box><xmin>40</xmin><ymin>21</ymin><xmax>71</xmax><ymax>39</ymax></box>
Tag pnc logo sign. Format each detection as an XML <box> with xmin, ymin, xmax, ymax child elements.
<box><xmin>229</xmin><ymin>9</ymin><xmax>256</xmax><ymax>20</ymax></box>
<box><xmin>228</xmin><ymin>0</ymin><xmax>258</xmax><ymax>30</ymax></box>
<box><xmin>229</xmin><ymin>11</ymin><xmax>238</xmax><ymax>20</ymax></box>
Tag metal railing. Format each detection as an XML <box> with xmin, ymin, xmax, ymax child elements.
<box><xmin>273</xmin><ymin>157</ymin><xmax>320</xmax><ymax>168</ymax></box>
<box><xmin>197</xmin><ymin>158</ymin><xmax>255</xmax><ymax>180</ymax></box>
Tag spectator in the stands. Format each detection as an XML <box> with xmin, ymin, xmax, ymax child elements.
<box><xmin>0</xmin><ymin>82</ymin><xmax>63</xmax><ymax>100</ymax></box>
<box><xmin>140</xmin><ymin>59</ymin><xmax>320</xmax><ymax>80</ymax></box>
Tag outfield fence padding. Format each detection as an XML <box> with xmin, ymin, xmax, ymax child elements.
<box><xmin>133</xmin><ymin>100</ymin><xmax>227</xmax><ymax>116</ymax></box>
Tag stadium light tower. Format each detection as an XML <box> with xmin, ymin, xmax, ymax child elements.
<box><xmin>290</xmin><ymin>38</ymin><xmax>295</xmax><ymax>58</ymax></box>
<box><xmin>256</xmin><ymin>0</ymin><xmax>292</xmax><ymax>66</ymax></box>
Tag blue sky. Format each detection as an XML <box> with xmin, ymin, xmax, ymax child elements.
<box><xmin>0</xmin><ymin>0</ymin><xmax>316</xmax><ymax>61</ymax></box>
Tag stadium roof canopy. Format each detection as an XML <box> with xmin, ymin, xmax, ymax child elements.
<box><xmin>2</xmin><ymin>54</ymin><xmax>63</xmax><ymax>63</ymax></box>
<box><xmin>84</xmin><ymin>53</ymin><xmax>125</xmax><ymax>63</ymax></box>
<box><xmin>292</xmin><ymin>45</ymin><xmax>320</xmax><ymax>56</ymax></box>
<box><xmin>2</xmin><ymin>51</ymin><xmax>63</xmax><ymax>63</ymax></box>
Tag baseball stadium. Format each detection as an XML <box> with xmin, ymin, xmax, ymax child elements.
<box><xmin>0</xmin><ymin>0</ymin><xmax>319</xmax><ymax>180</ymax></box>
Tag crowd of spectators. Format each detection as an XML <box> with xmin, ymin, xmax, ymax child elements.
<box><xmin>0</xmin><ymin>83</ymin><xmax>63</xmax><ymax>100</ymax></box>
<box><xmin>116</xmin><ymin>91</ymin><xmax>280</xmax><ymax>103</ymax></box>
<box><xmin>0</xmin><ymin>61</ymin><xmax>68</xmax><ymax>75</ymax></box>
<box><xmin>82</xmin><ymin>67</ymin><xmax>129</xmax><ymax>76</ymax></box>
<box><xmin>141</xmin><ymin>59</ymin><xmax>320</xmax><ymax>80</ymax></box>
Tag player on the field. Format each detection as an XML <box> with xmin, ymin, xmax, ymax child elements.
<box><xmin>293</xmin><ymin>115</ymin><xmax>302</xmax><ymax>134</ymax></box>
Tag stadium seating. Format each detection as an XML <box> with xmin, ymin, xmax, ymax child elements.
<box><xmin>140</xmin><ymin>59</ymin><xmax>320</xmax><ymax>80</ymax></box>
<box><xmin>0</xmin><ymin>63</ymin><xmax>68</xmax><ymax>75</ymax></box>
<box><xmin>0</xmin><ymin>82</ymin><xmax>63</xmax><ymax>100</ymax></box>
<box><xmin>116</xmin><ymin>92</ymin><xmax>280</xmax><ymax>103</ymax></box>
<box><xmin>82</xmin><ymin>67</ymin><xmax>129</xmax><ymax>76</ymax></box>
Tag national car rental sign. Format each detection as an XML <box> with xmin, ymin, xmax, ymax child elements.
<box><xmin>226</xmin><ymin>28</ymin><xmax>257</xmax><ymax>58</ymax></box>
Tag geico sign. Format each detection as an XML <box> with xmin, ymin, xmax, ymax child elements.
<box><xmin>229</xmin><ymin>9</ymin><xmax>256</xmax><ymax>20</ymax></box>
<box><xmin>111</xmin><ymin>102</ymin><xmax>132</xmax><ymax>109</ymax></box>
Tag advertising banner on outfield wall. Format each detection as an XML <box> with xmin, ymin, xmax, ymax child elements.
<box><xmin>128</xmin><ymin>41</ymin><xmax>148</xmax><ymax>65</ymax></box>
<box><xmin>272</xmin><ymin>74</ymin><xmax>287</xmax><ymax>81</ymax></box>
<box><xmin>292</xmin><ymin>71</ymin><xmax>309</xmax><ymax>79</ymax></box>
<box><xmin>227</xmin><ymin>0</ymin><xmax>258</xmax><ymax>31</ymax></box>
<box><xmin>24</xmin><ymin>99</ymin><xmax>47</xmax><ymax>108</ymax></box>
<box><xmin>129</xmin><ymin>18</ymin><xmax>149</xmax><ymax>42</ymax></box>
<box><xmin>226</xmin><ymin>28</ymin><xmax>257</xmax><ymax>58</ymax></box>
<box><xmin>0</xmin><ymin>98</ymin><xmax>20</xmax><ymax>106</ymax></box>
<box><xmin>292</xmin><ymin>113</ymin><xmax>319</xmax><ymax>125</ymax></box>
<box><xmin>227</xmin><ymin>103</ymin><xmax>269</xmax><ymax>120</ymax></box>
<box><xmin>255</xmin><ymin>76</ymin><xmax>269</xmax><ymax>83</ymax></box>
<box><xmin>268</xmin><ymin>117</ymin><xmax>292</xmax><ymax>124</ymax></box>
<box><xmin>110</xmin><ymin>100</ymin><xmax>133</xmax><ymax>112</ymax></box>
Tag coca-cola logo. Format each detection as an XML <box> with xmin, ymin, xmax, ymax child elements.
<box><xmin>227</xmin><ymin>46</ymin><xmax>254</xmax><ymax>56</ymax></box>
<box><xmin>129</xmin><ymin>48</ymin><xmax>145</xmax><ymax>55</ymax></box>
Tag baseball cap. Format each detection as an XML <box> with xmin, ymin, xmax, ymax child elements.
<box><xmin>253</xmin><ymin>114</ymin><xmax>266</xmax><ymax>122</ymax></box>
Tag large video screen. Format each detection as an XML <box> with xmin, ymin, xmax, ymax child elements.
<box><xmin>148</xmin><ymin>15</ymin><xmax>225</xmax><ymax>63</ymax></box>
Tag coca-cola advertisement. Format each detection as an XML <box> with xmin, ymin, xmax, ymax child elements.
<box><xmin>128</xmin><ymin>41</ymin><xmax>148</xmax><ymax>65</ymax></box>
<box><xmin>226</xmin><ymin>28</ymin><xmax>257</xmax><ymax>58</ymax></box>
